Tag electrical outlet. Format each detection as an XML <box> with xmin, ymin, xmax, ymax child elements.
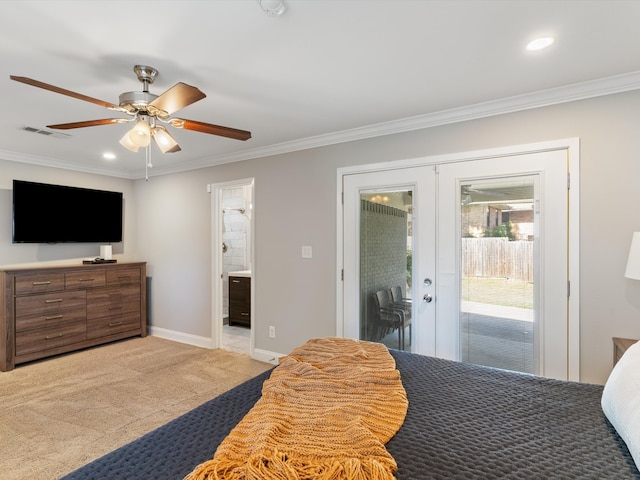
<box><xmin>269</xmin><ymin>326</ymin><xmax>276</xmax><ymax>338</ymax></box>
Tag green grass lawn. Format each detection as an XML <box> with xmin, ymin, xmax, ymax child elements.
<box><xmin>461</xmin><ymin>276</ymin><xmax>533</xmax><ymax>309</ymax></box>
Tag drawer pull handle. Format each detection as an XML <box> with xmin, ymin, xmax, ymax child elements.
<box><xmin>232</xmin><ymin>280</ymin><xmax>241</xmax><ymax>283</ymax></box>
<box><xmin>45</xmin><ymin>333</ymin><xmax>64</xmax><ymax>340</ymax></box>
<box><xmin>108</xmin><ymin>321</ymin><xmax>123</xmax><ymax>327</ymax></box>
<box><xmin>45</xmin><ymin>298</ymin><xmax>63</xmax><ymax>304</ymax></box>
<box><xmin>45</xmin><ymin>315</ymin><xmax>63</xmax><ymax>320</ymax></box>
<box><xmin>79</xmin><ymin>278</ymin><xmax>95</xmax><ymax>282</ymax></box>
<box><xmin>241</xmin><ymin>312</ymin><xmax>249</xmax><ymax>316</ymax></box>
<box><xmin>32</xmin><ymin>281</ymin><xmax>51</xmax><ymax>286</ymax></box>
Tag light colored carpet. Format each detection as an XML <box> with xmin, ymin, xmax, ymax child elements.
<box><xmin>0</xmin><ymin>336</ymin><xmax>272</xmax><ymax>480</ymax></box>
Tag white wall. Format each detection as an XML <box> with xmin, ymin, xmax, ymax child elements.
<box><xmin>133</xmin><ymin>173</ymin><xmax>212</xmax><ymax>343</ymax></box>
<box><xmin>2</xmin><ymin>90</ymin><xmax>639</xmax><ymax>384</ymax></box>
<box><xmin>135</xmin><ymin>89</ymin><xmax>640</xmax><ymax>384</ymax></box>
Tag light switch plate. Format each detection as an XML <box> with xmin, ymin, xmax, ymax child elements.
<box><xmin>302</xmin><ymin>246</ymin><xmax>312</xmax><ymax>258</ymax></box>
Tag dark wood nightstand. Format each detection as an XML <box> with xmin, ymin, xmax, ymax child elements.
<box><xmin>613</xmin><ymin>337</ymin><xmax>638</xmax><ymax>366</ymax></box>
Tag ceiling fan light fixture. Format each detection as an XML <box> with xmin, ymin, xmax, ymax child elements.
<box><xmin>119</xmin><ymin>131</ymin><xmax>140</xmax><ymax>152</ymax></box>
<box><xmin>152</xmin><ymin>126</ymin><xmax>180</xmax><ymax>153</ymax></box>
<box><xmin>129</xmin><ymin>117</ymin><xmax>151</xmax><ymax>147</ymax></box>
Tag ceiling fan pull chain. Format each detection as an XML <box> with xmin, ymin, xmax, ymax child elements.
<box><xmin>145</xmin><ymin>145</ymin><xmax>152</xmax><ymax>181</ymax></box>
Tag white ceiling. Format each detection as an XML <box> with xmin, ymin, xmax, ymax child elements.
<box><xmin>1</xmin><ymin>0</ymin><xmax>640</xmax><ymax>179</ymax></box>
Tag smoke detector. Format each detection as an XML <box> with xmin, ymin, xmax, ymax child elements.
<box><xmin>258</xmin><ymin>0</ymin><xmax>286</xmax><ymax>16</ymax></box>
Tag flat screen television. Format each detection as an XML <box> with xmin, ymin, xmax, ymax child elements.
<box><xmin>12</xmin><ymin>180</ymin><xmax>123</xmax><ymax>243</ymax></box>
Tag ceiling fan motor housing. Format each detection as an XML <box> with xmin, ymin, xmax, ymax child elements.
<box><xmin>119</xmin><ymin>91</ymin><xmax>159</xmax><ymax>114</ymax></box>
<box><xmin>118</xmin><ymin>65</ymin><xmax>162</xmax><ymax>115</ymax></box>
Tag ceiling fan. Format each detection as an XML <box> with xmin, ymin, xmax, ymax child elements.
<box><xmin>10</xmin><ymin>65</ymin><xmax>252</xmax><ymax>154</ymax></box>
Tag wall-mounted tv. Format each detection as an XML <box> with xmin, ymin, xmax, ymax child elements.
<box><xmin>12</xmin><ymin>180</ymin><xmax>123</xmax><ymax>243</ymax></box>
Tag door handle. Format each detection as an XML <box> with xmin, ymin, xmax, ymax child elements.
<box><xmin>423</xmin><ymin>293</ymin><xmax>433</xmax><ymax>303</ymax></box>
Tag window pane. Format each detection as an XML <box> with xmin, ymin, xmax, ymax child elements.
<box><xmin>359</xmin><ymin>190</ymin><xmax>412</xmax><ymax>350</ymax></box>
<box><xmin>460</xmin><ymin>178</ymin><xmax>535</xmax><ymax>373</ymax></box>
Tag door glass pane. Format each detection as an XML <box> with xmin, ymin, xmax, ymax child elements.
<box><xmin>359</xmin><ymin>189</ymin><xmax>412</xmax><ymax>351</ymax></box>
<box><xmin>460</xmin><ymin>178</ymin><xmax>535</xmax><ymax>373</ymax></box>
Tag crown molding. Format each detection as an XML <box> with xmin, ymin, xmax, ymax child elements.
<box><xmin>0</xmin><ymin>149</ymin><xmax>133</xmax><ymax>178</ymax></box>
<box><xmin>154</xmin><ymin>70</ymin><xmax>640</xmax><ymax>176</ymax></box>
<box><xmin>3</xmin><ymin>71</ymin><xmax>640</xmax><ymax>179</ymax></box>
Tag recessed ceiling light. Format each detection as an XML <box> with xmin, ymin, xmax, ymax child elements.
<box><xmin>526</xmin><ymin>37</ymin><xmax>555</xmax><ymax>51</ymax></box>
<box><xmin>103</xmin><ymin>152</ymin><xmax>116</xmax><ymax>160</ymax></box>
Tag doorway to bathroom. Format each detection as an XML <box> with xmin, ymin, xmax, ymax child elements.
<box><xmin>211</xmin><ymin>178</ymin><xmax>254</xmax><ymax>355</ymax></box>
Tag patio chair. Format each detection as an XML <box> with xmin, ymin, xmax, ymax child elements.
<box><xmin>373</xmin><ymin>289</ymin><xmax>409</xmax><ymax>350</ymax></box>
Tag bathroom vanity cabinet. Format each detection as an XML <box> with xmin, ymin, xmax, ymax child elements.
<box><xmin>228</xmin><ymin>273</ymin><xmax>251</xmax><ymax>327</ymax></box>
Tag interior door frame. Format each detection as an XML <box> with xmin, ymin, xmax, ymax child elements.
<box><xmin>210</xmin><ymin>177</ymin><xmax>255</xmax><ymax>355</ymax></box>
<box><xmin>337</xmin><ymin>138</ymin><xmax>580</xmax><ymax>380</ymax></box>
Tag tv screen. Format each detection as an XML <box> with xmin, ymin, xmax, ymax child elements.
<box><xmin>12</xmin><ymin>180</ymin><xmax>123</xmax><ymax>243</ymax></box>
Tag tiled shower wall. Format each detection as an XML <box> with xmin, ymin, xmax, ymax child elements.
<box><xmin>222</xmin><ymin>186</ymin><xmax>251</xmax><ymax>318</ymax></box>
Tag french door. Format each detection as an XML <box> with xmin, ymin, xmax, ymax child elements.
<box><xmin>342</xmin><ymin>166</ymin><xmax>437</xmax><ymax>355</ymax></box>
<box><xmin>341</xmin><ymin>145</ymin><xmax>576</xmax><ymax>380</ymax></box>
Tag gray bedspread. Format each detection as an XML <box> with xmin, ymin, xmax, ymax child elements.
<box><xmin>62</xmin><ymin>349</ymin><xmax>640</xmax><ymax>479</ymax></box>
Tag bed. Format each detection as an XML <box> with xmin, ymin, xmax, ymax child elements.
<box><xmin>61</xmin><ymin>341</ymin><xmax>640</xmax><ymax>479</ymax></box>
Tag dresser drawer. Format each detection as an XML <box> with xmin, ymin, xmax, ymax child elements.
<box><xmin>86</xmin><ymin>311</ymin><xmax>141</xmax><ymax>339</ymax></box>
<box><xmin>107</xmin><ymin>267</ymin><xmax>141</xmax><ymax>286</ymax></box>
<box><xmin>86</xmin><ymin>285</ymin><xmax>140</xmax><ymax>319</ymax></box>
<box><xmin>15</xmin><ymin>291</ymin><xmax>87</xmax><ymax>331</ymax></box>
<box><xmin>15</xmin><ymin>273</ymin><xmax>65</xmax><ymax>294</ymax></box>
<box><xmin>15</xmin><ymin>321</ymin><xmax>86</xmax><ymax>356</ymax></box>
<box><xmin>15</xmin><ymin>304</ymin><xmax>86</xmax><ymax>334</ymax></box>
<box><xmin>65</xmin><ymin>269</ymin><xmax>106</xmax><ymax>290</ymax></box>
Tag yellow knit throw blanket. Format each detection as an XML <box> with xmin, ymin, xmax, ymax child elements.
<box><xmin>184</xmin><ymin>337</ymin><xmax>408</xmax><ymax>480</ymax></box>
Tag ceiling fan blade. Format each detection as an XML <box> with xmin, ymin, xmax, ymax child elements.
<box><xmin>177</xmin><ymin>119</ymin><xmax>252</xmax><ymax>141</ymax></box>
<box><xmin>47</xmin><ymin>119</ymin><xmax>128</xmax><ymax>129</ymax></box>
<box><xmin>150</xmin><ymin>82</ymin><xmax>206</xmax><ymax>115</ymax></box>
<box><xmin>10</xmin><ymin>75</ymin><xmax>124</xmax><ymax>111</ymax></box>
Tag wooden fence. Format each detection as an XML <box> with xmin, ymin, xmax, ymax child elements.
<box><xmin>461</xmin><ymin>238</ymin><xmax>533</xmax><ymax>282</ymax></box>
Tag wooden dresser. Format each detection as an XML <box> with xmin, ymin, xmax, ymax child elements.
<box><xmin>228</xmin><ymin>274</ymin><xmax>251</xmax><ymax>327</ymax></box>
<box><xmin>0</xmin><ymin>262</ymin><xmax>146</xmax><ymax>371</ymax></box>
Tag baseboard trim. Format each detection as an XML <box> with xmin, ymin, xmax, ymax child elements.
<box><xmin>149</xmin><ymin>326</ymin><xmax>213</xmax><ymax>349</ymax></box>
<box><xmin>149</xmin><ymin>326</ymin><xmax>283</xmax><ymax>365</ymax></box>
<box><xmin>252</xmin><ymin>348</ymin><xmax>283</xmax><ymax>365</ymax></box>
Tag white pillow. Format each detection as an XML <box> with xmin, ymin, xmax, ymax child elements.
<box><xmin>602</xmin><ymin>341</ymin><xmax>640</xmax><ymax>470</ymax></box>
